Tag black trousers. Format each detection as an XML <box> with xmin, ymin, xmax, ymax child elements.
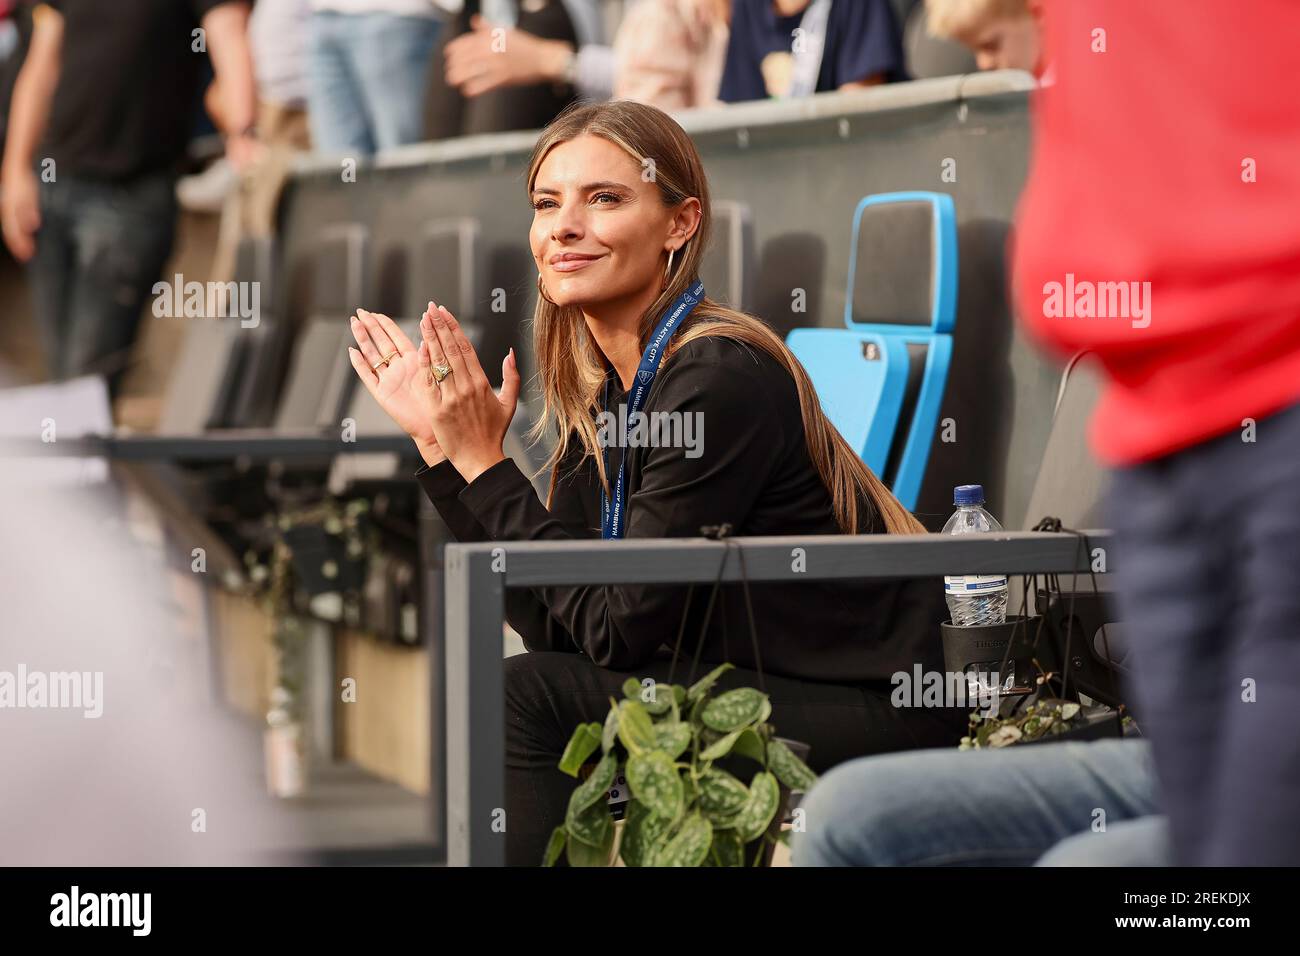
<box><xmin>503</xmin><ymin>650</ymin><xmax>966</xmax><ymax>866</ymax></box>
<box><xmin>30</xmin><ymin>172</ymin><xmax>177</xmax><ymax>396</ymax></box>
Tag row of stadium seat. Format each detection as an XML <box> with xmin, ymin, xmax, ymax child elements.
<box><xmin>162</xmin><ymin>191</ymin><xmax>956</xmax><ymax>515</ymax></box>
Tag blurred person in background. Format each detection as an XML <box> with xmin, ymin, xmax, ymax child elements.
<box><xmin>195</xmin><ymin>0</ymin><xmax>315</xmax><ymax>282</ymax></box>
<box><xmin>246</xmin><ymin>0</ymin><xmax>314</xmax><ymax>153</ymax></box>
<box><xmin>719</xmin><ymin>0</ymin><xmax>904</xmax><ymax>103</ymax></box>
<box><xmin>180</xmin><ymin>0</ymin><xmax>314</xmax><ymax>214</ymax></box>
<box><xmin>429</xmin><ymin>0</ymin><xmax>731</xmax><ymax>120</ymax></box>
<box><xmin>0</xmin><ymin>0</ymin><xmax>257</xmax><ymax>397</ymax></box>
<box><xmin>424</xmin><ymin>0</ymin><xmax>605</xmax><ymax>140</ymax></box>
<box><xmin>307</xmin><ymin>0</ymin><xmax>446</xmax><ymax>155</ymax></box>
<box><xmin>612</xmin><ymin>0</ymin><xmax>730</xmax><ymax>111</ymax></box>
<box><xmin>1014</xmin><ymin>0</ymin><xmax>1300</xmax><ymax>865</ymax></box>
<box><xmin>924</xmin><ymin>0</ymin><xmax>1045</xmax><ymax>77</ymax></box>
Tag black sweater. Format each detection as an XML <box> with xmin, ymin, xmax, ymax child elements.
<box><xmin>416</xmin><ymin>334</ymin><xmax>947</xmax><ymax>684</ymax></box>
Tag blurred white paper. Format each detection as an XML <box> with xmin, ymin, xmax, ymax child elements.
<box><xmin>0</xmin><ymin>375</ymin><xmax>112</xmax><ymax>486</ymax></box>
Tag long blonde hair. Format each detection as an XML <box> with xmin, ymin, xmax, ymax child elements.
<box><xmin>524</xmin><ymin>101</ymin><xmax>924</xmax><ymax>535</ymax></box>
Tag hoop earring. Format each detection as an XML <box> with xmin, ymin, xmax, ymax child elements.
<box><xmin>536</xmin><ymin>272</ymin><xmax>555</xmax><ymax>304</ymax></box>
<box><xmin>662</xmin><ymin>247</ymin><xmax>676</xmax><ymax>289</ymax></box>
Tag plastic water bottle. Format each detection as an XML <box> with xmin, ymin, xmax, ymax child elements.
<box><xmin>942</xmin><ymin>484</ymin><xmax>1008</xmax><ymax>626</ymax></box>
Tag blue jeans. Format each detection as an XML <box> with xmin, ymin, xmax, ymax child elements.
<box><xmin>29</xmin><ymin>172</ymin><xmax>178</xmax><ymax>394</ymax></box>
<box><xmin>792</xmin><ymin>738</ymin><xmax>1163</xmax><ymax>866</ymax></box>
<box><xmin>1036</xmin><ymin>814</ymin><xmax>1170</xmax><ymax>866</ymax></box>
<box><xmin>307</xmin><ymin>11</ymin><xmax>441</xmax><ymax>155</ymax></box>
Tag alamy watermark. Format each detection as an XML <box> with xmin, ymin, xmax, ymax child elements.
<box><xmin>596</xmin><ymin>403</ymin><xmax>704</xmax><ymax>459</ymax></box>
<box><xmin>891</xmin><ymin>664</ymin><xmax>1010</xmax><ymax>718</ymax></box>
<box><xmin>1042</xmin><ymin>273</ymin><xmax>1151</xmax><ymax>329</ymax></box>
<box><xmin>151</xmin><ymin>274</ymin><xmax>260</xmax><ymax>328</ymax></box>
<box><xmin>0</xmin><ymin>665</ymin><xmax>103</xmax><ymax>718</ymax></box>
<box><xmin>50</xmin><ymin>886</ymin><xmax>150</xmax><ymax>936</ymax></box>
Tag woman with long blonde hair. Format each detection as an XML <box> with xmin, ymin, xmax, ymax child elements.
<box><xmin>348</xmin><ymin>100</ymin><xmax>958</xmax><ymax>865</ymax></box>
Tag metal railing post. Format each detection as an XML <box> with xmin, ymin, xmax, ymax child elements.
<box><xmin>443</xmin><ymin>545</ymin><xmax>506</xmax><ymax>867</ymax></box>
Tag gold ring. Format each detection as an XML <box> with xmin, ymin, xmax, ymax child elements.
<box><xmin>371</xmin><ymin>350</ymin><xmax>398</xmax><ymax>371</ymax></box>
<box><xmin>431</xmin><ymin>362</ymin><xmax>453</xmax><ymax>383</ymax></box>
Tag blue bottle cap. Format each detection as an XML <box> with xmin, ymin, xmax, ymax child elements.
<box><xmin>954</xmin><ymin>484</ymin><xmax>985</xmax><ymax>505</ymax></box>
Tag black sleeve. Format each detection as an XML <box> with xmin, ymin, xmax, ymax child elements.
<box><xmin>454</xmin><ymin>337</ymin><xmax>785</xmax><ymax>669</ymax></box>
<box><xmin>416</xmin><ymin>458</ymin><xmax>493</xmax><ymax>544</ymax></box>
<box><xmin>416</xmin><ymin>458</ymin><xmax>584</xmax><ymax>656</ymax></box>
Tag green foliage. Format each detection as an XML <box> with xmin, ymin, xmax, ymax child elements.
<box><xmin>544</xmin><ymin>672</ymin><xmax>820</xmax><ymax>867</ymax></box>
<box><xmin>708</xmin><ymin>829</ymin><xmax>745</xmax><ymax>867</ymax></box>
<box><xmin>733</xmin><ymin>772</ymin><xmax>780</xmax><ymax>843</ymax></box>
<box><xmin>698</xmin><ymin>727</ymin><xmax>745</xmax><ymax>761</ymax></box>
<box><xmin>567</xmin><ymin>751</ymin><xmax>619</xmax><ymax>822</ymax></box>
<box><xmin>654</xmin><ymin>721</ymin><xmax>693</xmax><ymax>760</ymax></box>
<box><xmin>959</xmin><ymin>699</ymin><xmax>1086</xmax><ymax>750</ymax></box>
<box><xmin>654</xmin><ymin>813</ymin><xmax>713</xmax><ymax>867</ymax></box>
<box><xmin>601</xmin><ymin>703</ymin><xmax>620</xmax><ymax>753</ymax></box>
<box><xmin>558</xmin><ymin>722</ymin><xmax>602</xmax><ymax>777</ymax></box>
<box><xmin>766</xmin><ymin>738</ymin><xmax>817</xmax><ymax>791</ymax></box>
<box><xmin>616</xmin><ymin>699</ymin><xmax>657</xmax><ymax>754</ymax></box>
<box><xmin>697</xmin><ymin>768</ymin><xmax>748</xmax><ymax>817</ymax></box>
<box><xmin>542</xmin><ymin>826</ymin><xmax>566</xmax><ymax>867</ymax></box>
<box><xmin>701</xmin><ymin>687</ymin><xmax>767</xmax><ymax>732</ymax></box>
<box><xmin>686</xmin><ymin>663</ymin><xmax>733</xmax><ymax>702</ymax></box>
<box><xmin>620</xmin><ymin>799</ymin><xmax>671</xmax><ymax>867</ymax></box>
<box><xmin>566</xmin><ymin>811</ymin><xmax>615</xmax><ymax>866</ymax></box>
<box><xmin>625</xmin><ymin>750</ymin><xmax>683</xmax><ymax>820</ymax></box>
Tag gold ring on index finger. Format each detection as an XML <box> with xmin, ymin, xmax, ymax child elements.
<box><xmin>371</xmin><ymin>350</ymin><xmax>399</xmax><ymax>371</ymax></box>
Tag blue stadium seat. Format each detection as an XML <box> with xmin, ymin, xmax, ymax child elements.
<box><xmin>786</xmin><ymin>191</ymin><xmax>957</xmax><ymax>510</ymax></box>
<box><xmin>784</xmin><ymin>327</ymin><xmax>910</xmax><ymax>476</ymax></box>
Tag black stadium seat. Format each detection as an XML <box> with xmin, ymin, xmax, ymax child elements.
<box><xmin>274</xmin><ymin>225</ymin><xmax>370</xmax><ymax>431</ymax></box>
<box><xmin>159</xmin><ymin>236</ymin><xmax>275</xmax><ymax>432</ymax></box>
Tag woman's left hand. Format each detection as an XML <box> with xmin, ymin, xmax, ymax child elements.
<box><xmin>420</xmin><ymin>300</ymin><xmax>520</xmax><ymax>484</ymax></box>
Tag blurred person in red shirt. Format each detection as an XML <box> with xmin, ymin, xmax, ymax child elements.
<box><xmin>1</xmin><ymin>1</ymin><xmax>257</xmax><ymax>397</ymax></box>
<box><xmin>1012</xmin><ymin>0</ymin><xmax>1300</xmax><ymax>865</ymax></box>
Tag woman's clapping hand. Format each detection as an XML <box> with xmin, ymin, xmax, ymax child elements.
<box><xmin>416</xmin><ymin>300</ymin><xmax>520</xmax><ymax>485</ymax></box>
<box><xmin>346</xmin><ymin>307</ymin><xmax>445</xmax><ymax>467</ymax></box>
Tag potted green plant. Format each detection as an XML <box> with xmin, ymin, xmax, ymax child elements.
<box><xmin>544</xmin><ymin>663</ymin><xmax>818</xmax><ymax>867</ymax></box>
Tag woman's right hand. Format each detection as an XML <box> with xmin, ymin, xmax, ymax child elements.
<box><xmin>347</xmin><ymin>306</ymin><xmax>445</xmax><ymax>467</ymax></box>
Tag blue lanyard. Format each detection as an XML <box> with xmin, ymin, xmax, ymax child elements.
<box><xmin>601</xmin><ymin>278</ymin><xmax>706</xmax><ymax>539</ymax></box>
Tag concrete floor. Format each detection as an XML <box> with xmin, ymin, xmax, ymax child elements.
<box><xmin>249</xmin><ymin>734</ymin><xmax>442</xmax><ymax>866</ymax></box>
